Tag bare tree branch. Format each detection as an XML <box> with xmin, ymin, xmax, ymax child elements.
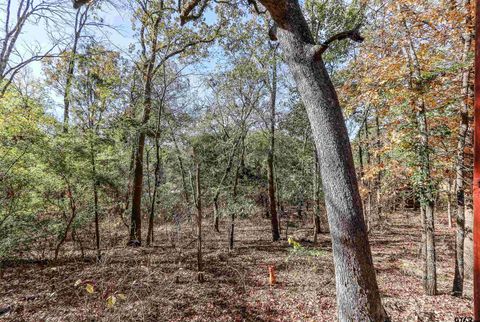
<box><xmin>180</xmin><ymin>0</ymin><xmax>209</xmax><ymax>25</ymax></box>
<box><xmin>0</xmin><ymin>0</ymin><xmax>70</xmax><ymax>96</ymax></box>
<box><xmin>247</xmin><ymin>0</ymin><xmax>266</xmax><ymax>15</ymax></box>
<box><xmin>309</xmin><ymin>24</ymin><xmax>364</xmax><ymax>60</ymax></box>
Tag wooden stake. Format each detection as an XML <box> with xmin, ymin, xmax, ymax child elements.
<box><xmin>268</xmin><ymin>265</ymin><xmax>276</xmax><ymax>286</ymax></box>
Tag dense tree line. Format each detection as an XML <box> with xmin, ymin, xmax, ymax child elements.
<box><xmin>0</xmin><ymin>0</ymin><xmax>474</xmax><ymax>320</ymax></box>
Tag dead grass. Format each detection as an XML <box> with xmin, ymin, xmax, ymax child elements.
<box><xmin>0</xmin><ymin>211</ymin><xmax>473</xmax><ymax>321</ymax></box>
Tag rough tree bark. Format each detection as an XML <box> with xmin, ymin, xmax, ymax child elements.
<box><xmin>313</xmin><ymin>149</ymin><xmax>321</xmax><ymax>243</ymax></box>
<box><xmin>257</xmin><ymin>1</ymin><xmax>388</xmax><ymax>320</ymax></box>
<box><xmin>453</xmin><ymin>0</ymin><xmax>473</xmax><ymax>296</ymax></box>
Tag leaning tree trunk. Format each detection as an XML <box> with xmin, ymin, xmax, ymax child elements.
<box><xmin>258</xmin><ymin>1</ymin><xmax>387</xmax><ymax>320</ymax></box>
<box><xmin>453</xmin><ymin>0</ymin><xmax>473</xmax><ymax>296</ymax></box>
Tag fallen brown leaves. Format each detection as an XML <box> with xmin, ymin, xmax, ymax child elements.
<box><xmin>0</xmin><ymin>211</ymin><xmax>473</xmax><ymax>321</ymax></box>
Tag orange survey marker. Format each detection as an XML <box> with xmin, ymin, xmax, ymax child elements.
<box><xmin>268</xmin><ymin>265</ymin><xmax>276</xmax><ymax>286</ymax></box>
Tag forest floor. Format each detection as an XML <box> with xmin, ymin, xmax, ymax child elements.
<box><xmin>0</xmin><ymin>210</ymin><xmax>474</xmax><ymax>321</ymax></box>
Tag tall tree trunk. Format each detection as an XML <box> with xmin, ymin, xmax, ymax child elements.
<box><xmin>424</xmin><ymin>201</ymin><xmax>437</xmax><ymax>295</ymax></box>
<box><xmin>212</xmin><ymin>136</ymin><xmax>241</xmax><ymax>232</ymax></box>
<box><xmin>447</xmin><ymin>179</ymin><xmax>453</xmax><ymax>229</ymax></box>
<box><xmin>129</xmin><ymin>17</ymin><xmax>161</xmax><ymax>246</ymax></box>
<box><xmin>147</xmin><ymin>90</ymin><xmax>165</xmax><ymax>246</ymax></box>
<box><xmin>229</xmin><ymin>167</ymin><xmax>239</xmax><ymax>251</ymax></box>
<box><xmin>259</xmin><ymin>1</ymin><xmax>388</xmax><ymax>320</ymax></box>
<box><xmin>168</xmin><ymin>119</ymin><xmax>190</xmax><ymax>205</ymax></box>
<box><xmin>416</xmin><ymin>101</ymin><xmax>437</xmax><ymax>296</ymax></box>
<box><xmin>374</xmin><ymin>108</ymin><xmax>383</xmax><ymax>219</ymax></box>
<box><xmin>54</xmin><ymin>179</ymin><xmax>77</xmax><ymax>260</ymax></box>
<box><xmin>91</xmin><ymin>145</ymin><xmax>101</xmax><ymax>260</ymax></box>
<box><xmin>419</xmin><ymin>205</ymin><xmax>427</xmax><ymax>290</ymax></box>
<box><xmin>453</xmin><ymin>0</ymin><xmax>473</xmax><ymax>296</ymax></box>
<box><xmin>313</xmin><ymin>149</ymin><xmax>321</xmax><ymax>243</ymax></box>
<box><xmin>268</xmin><ymin>45</ymin><xmax>280</xmax><ymax>242</ymax></box>
<box><xmin>147</xmin><ymin>141</ymin><xmax>161</xmax><ymax>246</ymax></box>
<box><xmin>229</xmin><ymin>138</ymin><xmax>244</xmax><ymax>251</ymax></box>
<box><xmin>63</xmin><ymin>8</ymin><xmax>88</xmax><ymax>132</ymax></box>
<box><xmin>194</xmin><ymin>155</ymin><xmax>204</xmax><ymax>283</ymax></box>
<box><xmin>275</xmin><ymin>175</ymin><xmax>282</xmax><ymax>234</ymax></box>
<box><xmin>463</xmin><ymin>108</ymin><xmax>474</xmax><ymax>281</ymax></box>
<box><xmin>358</xmin><ymin>130</ymin><xmax>366</xmax><ymax>226</ymax></box>
<box><xmin>213</xmin><ymin>198</ymin><xmax>220</xmax><ymax>232</ymax></box>
<box><xmin>403</xmin><ymin>14</ymin><xmax>437</xmax><ymax>295</ymax></box>
<box><xmin>128</xmin><ymin>99</ymin><xmax>150</xmax><ymax>245</ymax></box>
<box><xmin>363</xmin><ymin>117</ymin><xmax>372</xmax><ymax>224</ymax></box>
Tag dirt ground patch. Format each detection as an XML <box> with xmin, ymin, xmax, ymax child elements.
<box><xmin>0</xmin><ymin>211</ymin><xmax>473</xmax><ymax>321</ymax></box>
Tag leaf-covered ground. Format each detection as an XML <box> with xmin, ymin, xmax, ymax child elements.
<box><xmin>0</xmin><ymin>211</ymin><xmax>473</xmax><ymax>321</ymax></box>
